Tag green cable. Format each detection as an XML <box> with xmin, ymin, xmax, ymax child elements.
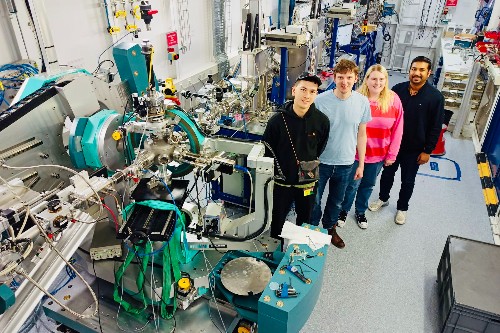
<box><xmin>115</xmin><ymin>200</ymin><xmax>187</xmax><ymax>319</ymax></box>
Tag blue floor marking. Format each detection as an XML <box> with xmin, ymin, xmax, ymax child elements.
<box><xmin>417</xmin><ymin>156</ymin><xmax>461</xmax><ymax>181</ymax></box>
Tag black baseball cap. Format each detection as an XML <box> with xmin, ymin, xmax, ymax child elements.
<box><xmin>295</xmin><ymin>72</ymin><xmax>322</xmax><ymax>87</ymax></box>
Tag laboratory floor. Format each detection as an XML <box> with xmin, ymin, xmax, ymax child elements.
<box><xmin>299</xmin><ymin>72</ymin><xmax>494</xmax><ymax>332</ymax></box>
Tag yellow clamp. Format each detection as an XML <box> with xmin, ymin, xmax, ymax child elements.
<box><xmin>361</xmin><ymin>25</ymin><xmax>368</xmax><ymax>34</ymax></box>
<box><xmin>163</xmin><ymin>78</ymin><xmax>177</xmax><ymax>95</ymax></box>
<box><xmin>132</xmin><ymin>5</ymin><xmax>140</xmax><ymax>19</ymax></box>
<box><xmin>112</xmin><ymin>130</ymin><xmax>122</xmax><ymax>141</ymax></box>
<box><xmin>108</xmin><ymin>26</ymin><xmax>121</xmax><ymax>34</ymax></box>
<box><xmin>115</xmin><ymin>10</ymin><xmax>127</xmax><ymax>18</ymax></box>
<box><xmin>0</xmin><ymin>81</ymin><xmax>3</xmax><ymax>91</ymax></box>
<box><xmin>126</xmin><ymin>24</ymin><xmax>138</xmax><ymax>32</ymax></box>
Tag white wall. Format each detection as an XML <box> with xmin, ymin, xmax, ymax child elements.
<box><xmin>488</xmin><ymin>0</ymin><xmax>500</xmax><ymax>30</ymax></box>
<box><xmin>0</xmin><ymin>0</ymin><xmax>487</xmax><ymax>81</ymax></box>
<box><xmin>386</xmin><ymin>0</ymin><xmax>480</xmax><ymax>71</ymax></box>
<box><xmin>0</xmin><ymin>2</ymin><xmax>21</xmax><ymax>65</ymax></box>
<box><xmin>10</xmin><ymin>0</ymin><xmax>248</xmax><ymax>86</ymax></box>
<box><xmin>449</xmin><ymin>0</ymin><xmax>481</xmax><ymax>29</ymax></box>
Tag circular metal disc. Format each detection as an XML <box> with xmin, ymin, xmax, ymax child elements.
<box><xmin>220</xmin><ymin>257</ymin><xmax>272</xmax><ymax>296</ymax></box>
<box><xmin>98</xmin><ymin>113</ymin><xmax>126</xmax><ymax>171</ymax></box>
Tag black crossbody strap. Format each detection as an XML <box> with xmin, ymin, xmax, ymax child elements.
<box><xmin>281</xmin><ymin>113</ymin><xmax>300</xmax><ymax>165</ymax></box>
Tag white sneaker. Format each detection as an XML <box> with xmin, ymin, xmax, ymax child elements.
<box><xmin>355</xmin><ymin>213</ymin><xmax>368</xmax><ymax>229</ymax></box>
<box><xmin>368</xmin><ymin>199</ymin><xmax>389</xmax><ymax>212</ymax></box>
<box><xmin>395</xmin><ymin>210</ymin><xmax>406</xmax><ymax>225</ymax></box>
<box><xmin>337</xmin><ymin>210</ymin><xmax>348</xmax><ymax>228</ymax></box>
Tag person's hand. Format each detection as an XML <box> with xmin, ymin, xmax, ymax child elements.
<box><xmin>417</xmin><ymin>152</ymin><xmax>430</xmax><ymax>165</ymax></box>
<box><xmin>384</xmin><ymin>159</ymin><xmax>395</xmax><ymax>166</ymax></box>
<box><xmin>354</xmin><ymin>166</ymin><xmax>364</xmax><ymax>180</ymax></box>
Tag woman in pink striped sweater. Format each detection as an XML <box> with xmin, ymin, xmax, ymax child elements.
<box><xmin>337</xmin><ymin>64</ymin><xmax>404</xmax><ymax>229</ymax></box>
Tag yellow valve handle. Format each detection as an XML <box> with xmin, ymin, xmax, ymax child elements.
<box><xmin>108</xmin><ymin>26</ymin><xmax>121</xmax><ymax>34</ymax></box>
<box><xmin>112</xmin><ymin>130</ymin><xmax>122</xmax><ymax>141</ymax></box>
<box><xmin>178</xmin><ymin>277</ymin><xmax>191</xmax><ymax>290</ymax></box>
<box><xmin>126</xmin><ymin>24</ymin><xmax>138</xmax><ymax>31</ymax></box>
<box><xmin>237</xmin><ymin>327</ymin><xmax>250</xmax><ymax>333</ymax></box>
<box><xmin>132</xmin><ymin>5</ymin><xmax>140</xmax><ymax>19</ymax></box>
<box><xmin>115</xmin><ymin>10</ymin><xmax>126</xmax><ymax>18</ymax></box>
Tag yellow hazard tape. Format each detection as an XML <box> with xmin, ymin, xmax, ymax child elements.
<box><xmin>483</xmin><ymin>188</ymin><xmax>499</xmax><ymax>205</ymax></box>
<box><xmin>478</xmin><ymin>162</ymin><xmax>491</xmax><ymax>178</ymax></box>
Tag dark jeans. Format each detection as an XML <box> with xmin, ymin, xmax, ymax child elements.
<box><xmin>270</xmin><ymin>183</ymin><xmax>316</xmax><ymax>240</ymax></box>
<box><xmin>378</xmin><ymin>151</ymin><xmax>421</xmax><ymax>211</ymax></box>
<box><xmin>311</xmin><ymin>163</ymin><xmax>354</xmax><ymax>229</ymax></box>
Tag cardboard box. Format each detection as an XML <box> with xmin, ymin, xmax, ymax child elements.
<box><xmin>443</xmin><ymin>30</ymin><xmax>455</xmax><ymax>38</ymax></box>
<box><xmin>454</xmin><ymin>33</ymin><xmax>476</xmax><ymax>40</ymax></box>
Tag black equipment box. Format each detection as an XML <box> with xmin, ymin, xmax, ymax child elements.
<box><xmin>437</xmin><ymin>236</ymin><xmax>500</xmax><ymax>333</ymax></box>
<box><xmin>118</xmin><ymin>178</ymin><xmax>189</xmax><ymax>242</ymax></box>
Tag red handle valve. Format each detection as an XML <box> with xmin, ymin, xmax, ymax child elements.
<box><xmin>148</xmin><ymin>10</ymin><xmax>158</xmax><ymax>15</ymax></box>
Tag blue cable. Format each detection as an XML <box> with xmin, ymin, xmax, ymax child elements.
<box><xmin>224</xmin><ymin>78</ymin><xmax>240</xmax><ymax>93</ymax></box>
<box><xmin>49</xmin><ymin>259</ymin><xmax>77</xmax><ymax>296</ymax></box>
<box><xmin>124</xmin><ymin>241</ymin><xmax>167</xmax><ymax>258</ymax></box>
<box><xmin>0</xmin><ymin>63</ymin><xmax>38</xmax><ymax>110</ymax></box>
<box><xmin>50</xmin><ymin>275</ymin><xmax>74</xmax><ymax>295</ymax></box>
<box><xmin>102</xmin><ymin>0</ymin><xmax>112</xmax><ymax>30</ymax></box>
<box><xmin>0</xmin><ymin>91</ymin><xmax>6</xmax><ymax>107</ymax></box>
<box><xmin>234</xmin><ymin>165</ymin><xmax>249</xmax><ymax>173</ymax></box>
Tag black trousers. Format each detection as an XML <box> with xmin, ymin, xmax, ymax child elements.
<box><xmin>378</xmin><ymin>151</ymin><xmax>421</xmax><ymax>211</ymax></box>
<box><xmin>270</xmin><ymin>184</ymin><xmax>316</xmax><ymax>240</ymax></box>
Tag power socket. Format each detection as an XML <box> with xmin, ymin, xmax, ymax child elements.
<box><xmin>90</xmin><ymin>222</ymin><xmax>122</xmax><ymax>261</ymax></box>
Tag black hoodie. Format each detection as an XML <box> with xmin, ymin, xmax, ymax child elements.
<box><xmin>392</xmin><ymin>81</ymin><xmax>445</xmax><ymax>154</ymax></box>
<box><xmin>262</xmin><ymin>101</ymin><xmax>330</xmax><ymax>185</ymax></box>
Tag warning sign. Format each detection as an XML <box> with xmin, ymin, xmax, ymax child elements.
<box><xmin>166</xmin><ymin>32</ymin><xmax>178</xmax><ymax>47</ymax></box>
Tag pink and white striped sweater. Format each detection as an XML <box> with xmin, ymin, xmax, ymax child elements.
<box><xmin>357</xmin><ymin>91</ymin><xmax>404</xmax><ymax>164</ymax></box>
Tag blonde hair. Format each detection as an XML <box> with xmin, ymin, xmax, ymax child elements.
<box><xmin>357</xmin><ymin>64</ymin><xmax>392</xmax><ymax>114</ymax></box>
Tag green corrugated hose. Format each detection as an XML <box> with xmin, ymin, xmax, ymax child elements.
<box><xmin>114</xmin><ymin>200</ymin><xmax>186</xmax><ymax>319</ymax></box>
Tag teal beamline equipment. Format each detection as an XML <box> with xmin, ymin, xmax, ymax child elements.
<box><xmin>68</xmin><ymin>106</ymin><xmax>204</xmax><ymax>175</ymax></box>
<box><xmin>258</xmin><ymin>224</ymin><xmax>328</xmax><ymax>332</ymax></box>
<box><xmin>113</xmin><ymin>42</ymin><xmax>158</xmax><ymax>95</ymax></box>
<box><xmin>209</xmin><ymin>250</ymin><xmax>285</xmax><ymax>324</ymax></box>
<box><xmin>0</xmin><ymin>284</ymin><xmax>15</xmax><ymax>314</ymax></box>
<box><xmin>69</xmin><ymin>109</ymin><xmax>125</xmax><ymax>170</ymax></box>
<box><xmin>166</xmin><ymin>107</ymin><xmax>206</xmax><ymax>177</ymax></box>
<box><xmin>68</xmin><ymin>117</ymin><xmax>89</xmax><ymax>169</ymax></box>
<box><xmin>81</xmin><ymin>109</ymin><xmax>117</xmax><ymax>169</ymax></box>
<box><xmin>17</xmin><ymin>69</ymin><xmax>91</xmax><ymax>101</ymax></box>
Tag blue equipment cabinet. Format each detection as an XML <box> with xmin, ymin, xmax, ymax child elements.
<box><xmin>258</xmin><ymin>228</ymin><xmax>328</xmax><ymax>332</ymax></box>
<box><xmin>210</xmin><ymin>224</ymin><xmax>328</xmax><ymax>332</ymax></box>
<box><xmin>113</xmin><ymin>42</ymin><xmax>158</xmax><ymax>95</ymax></box>
<box><xmin>340</xmin><ymin>31</ymin><xmax>378</xmax><ymax>78</ymax></box>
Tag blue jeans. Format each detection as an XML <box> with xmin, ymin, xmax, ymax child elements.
<box><xmin>341</xmin><ymin>160</ymin><xmax>384</xmax><ymax>214</ymax></box>
<box><xmin>311</xmin><ymin>163</ymin><xmax>354</xmax><ymax>229</ymax></box>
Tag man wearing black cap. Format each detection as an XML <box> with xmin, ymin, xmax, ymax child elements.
<box><xmin>262</xmin><ymin>73</ymin><xmax>330</xmax><ymax>243</ymax></box>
